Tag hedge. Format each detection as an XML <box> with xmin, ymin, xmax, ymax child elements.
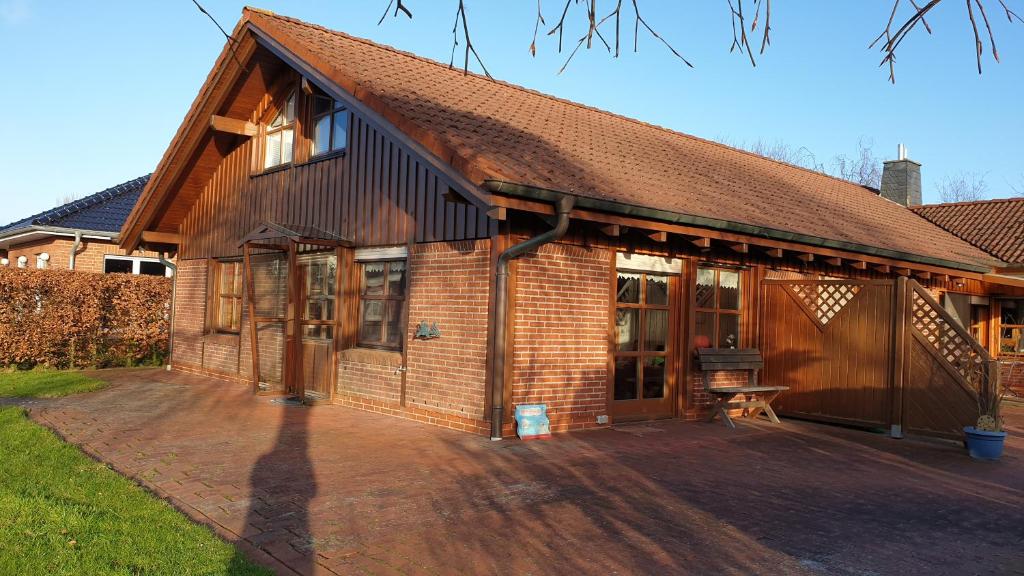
<box><xmin>0</xmin><ymin>268</ymin><xmax>172</xmax><ymax>369</ymax></box>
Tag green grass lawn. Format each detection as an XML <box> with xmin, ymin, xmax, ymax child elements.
<box><xmin>0</xmin><ymin>369</ymin><xmax>110</xmax><ymax>398</ymax></box>
<box><xmin>0</xmin><ymin>407</ymin><xmax>270</xmax><ymax>576</ymax></box>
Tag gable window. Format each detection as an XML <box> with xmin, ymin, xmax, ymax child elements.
<box><xmin>213</xmin><ymin>260</ymin><xmax>243</xmax><ymax>334</ymax></box>
<box><xmin>357</xmin><ymin>260</ymin><xmax>406</xmax><ymax>350</ymax></box>
<box><xmin>694</xmin><ymin>266</ymin><xmax>743</xmax><ymax>349</ymax></box>
<box><xmin>263</xmin><ymin>91</ymin><xmax>296</xmax><ymax>169</ymax></box>
<box><xmin>311</xmin><ymin>94</ymin><xmax>349</xmax><ymax>156</ymax></box>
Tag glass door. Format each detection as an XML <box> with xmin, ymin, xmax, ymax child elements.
<box><xmin>611</xmin><ymin>271</ymin><xmax>676</xmax><ymax>420</ymax></box>
<box><xmin>298</xmin><ymin>251</ymin><xmax>339</xmax><ymax>403</ymax></box>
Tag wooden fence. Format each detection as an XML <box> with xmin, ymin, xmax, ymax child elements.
<box><xmin>761</xmin><ymin>277</ymin><xmax>994</xmax><ymax>439</ymax></box>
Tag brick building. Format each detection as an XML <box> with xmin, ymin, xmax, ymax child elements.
<box><xmin>0</xmin><ymin>176</ymin><xmax>171</xmax><ymax>276</ymax></box>
<box><xmin>121</xmin><ymin>8</ymin><xmax>1024</xmax><ymax>439</ymax></box>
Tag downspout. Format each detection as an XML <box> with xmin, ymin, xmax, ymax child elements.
<box><xmin>69</xmin><ymin>232</ymin><xmax>82</xmax><ymax>270</ymax></box>
<box><xmin>490</xmin><ymin>194</ymin><xmax>575</xmax><ymax>440</ymax></box>
<box><xmin>159</xmin><ymin>252</ymin><xmax>177</xmax><ymax>371</ymax></box>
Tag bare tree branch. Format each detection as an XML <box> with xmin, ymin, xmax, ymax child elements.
<box><xmin>449</xmin><ymin>1</ymin><xmax>492</xmax><ymax>78</ymax></box>
<box><xmin>530</xmin><ymin>0</ymin><xmax>546</xmax><ymax>56</ymax></box>
<box><xmin>937</xmin><ymin>171</ymin><xmax>990</xmax><ymax>202</ymax></box>
<box><xmin>377</xmin><ymin>0</ymin><xmax>412</xmax><ymax>26</ymax></box>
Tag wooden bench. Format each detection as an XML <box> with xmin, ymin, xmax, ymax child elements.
<box><xmin>696</xmin><ymin>348</ymin><xmax>789</xmax><ymax>428</ymax></box>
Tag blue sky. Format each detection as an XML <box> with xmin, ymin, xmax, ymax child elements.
<box><xmin>0</xmin><ymin>0</ymin><xmax>1021</xmax><ymax>222</ymax></box>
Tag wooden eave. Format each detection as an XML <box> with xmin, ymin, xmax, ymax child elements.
<box><xmin>122</xmin><ymin>12</ymin><xmax>493</xmax><ymax>253</ymax></box>
<box><xmin>485</xmin><ymin>182</ymin><xmax>1009</xmax><ymax>283</ymax></box>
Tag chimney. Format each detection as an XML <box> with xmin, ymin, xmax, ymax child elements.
<box><xmin>880</xmin><ymin>144</ymin><xmax>922</xmax><ymax>207</ymax></box>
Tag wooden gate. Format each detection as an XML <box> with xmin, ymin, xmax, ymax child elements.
<box><xmin>761</xmin><ymin>278</ymin><xmax>995</xmax><ymax>439</ymax></box>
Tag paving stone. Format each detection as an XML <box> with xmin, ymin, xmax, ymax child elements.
<box><xmin>29</xmin><ymin>368</ymin><xmax>1024</xmax><ymax>576</ymax></box>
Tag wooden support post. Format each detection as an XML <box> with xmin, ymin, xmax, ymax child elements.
<box><xmin>890</xmin><ymin>275</ymin><xmax>909</xmax><ymax>438</ymax></box>
<box><xmin>210</xmin><ymin>115</ymin><xmax>258</xmax><ymax>137</ymax></box>
<box><xmin>287</xmin><ymin>240</ymin><xmax>302</xmax><ymax>400</ymax></box>
<box><xmin>244</xmin><ymin>243</ymin><xmax>260</xmax><ymax>394</ymax></box>
<box><xmin>301</xmin><ymin>76</ymin><xmax>314</xmax><ymax>95</ymax></box>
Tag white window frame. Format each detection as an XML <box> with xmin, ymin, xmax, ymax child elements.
<box><xmin>103</xmin><ymin>255</ymin><xmax>174</xmax><ymax>277</ymax></box>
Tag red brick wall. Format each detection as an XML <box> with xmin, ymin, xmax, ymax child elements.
<box><xmin>511</xmin><ymin>242</ymin><xmax>610</xmax><ymax>433</ymax></box>
<box><xmin>337</xmin><ymin>349</ymin><xmax>403</xmax><ymax>403</ymax></box>
<box><xmin>1002</xmin><ymin>360</ymin><xmax>1024</xmax><ymax>395</ymax></box>
<box><xmin>404</xmin><ymin>240</ymin><xmax>490</xmax><ymax>419</ymax></box>
<box><xmin>172</xmin><ymin>259</ymin><xmax>208</xmax><ymax>369</ymax></box>
<box><xmin>5</xmin><ymin>236</ymin><xmax>166</xmax><ymax>273</ymax></box>
<box><xmin>685</xmin><ymin>370</ymin><xmax>751</xmax><ymax>421</ymax></box>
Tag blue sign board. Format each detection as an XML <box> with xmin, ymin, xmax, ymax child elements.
<box><xmin>514</xmin><ymin>404</ymin><xmax>551</xmax><ymax>440</ymax></box>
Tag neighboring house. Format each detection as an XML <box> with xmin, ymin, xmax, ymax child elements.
<box><xmin>0</xmin><ymin>175</ymin><xmax>173</xmax><ymax>276</ymax></box>
<box><xmin>913</xmin><ymin>197</ymin><xmax>1024</xmax><ymax>389</ymax></box>
<box><xmin>120</xmin><ymin>8</ymin><xmax>1024</xmax><ymax>439</ymax></box>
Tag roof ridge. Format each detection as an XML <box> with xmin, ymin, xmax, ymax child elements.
<box><xmin>247</xmin><ymin>9</ymin><xmax>877</xmax><ymax>193</ymax></box>
<box><xmin>0</xmin><ymin>175</ymin><xmax>151</xmax><ymax>232</ymax></box>
<box><xmin>912</xmin><ymin>196</ymin><xmax>1024</xmax><ymax>210</ymax></box>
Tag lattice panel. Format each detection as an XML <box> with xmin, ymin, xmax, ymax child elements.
<box><xmin>911</xmin><ymin>291</ymin><xmax>985</xmax><ymax>386</ymax></box>
<box><xmin>786</xmin><ymin>283</ymin><xmax>862</xmax><ymax>326</ymax></box>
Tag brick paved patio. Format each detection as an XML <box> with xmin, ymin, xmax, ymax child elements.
<box><xmin>25</xmin><ymin>368</ymin><xmax>1024</xmax><ymax>575</ymax></box>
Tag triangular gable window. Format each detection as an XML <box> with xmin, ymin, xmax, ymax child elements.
<box><xmin>264</xmin><ymin>91</ymin><xmax>296</xmax><ymax>169</ymax></box>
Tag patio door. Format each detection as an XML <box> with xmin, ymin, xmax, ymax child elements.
<box><xmin>610</xmin><ymin>268</ymin><xmax>678</xmax><ymax>421</ymax></box>
<box><xmin>245</xmin><ymin>248</ymin><xmax>290</xmax><ymax>395</ymax></box>
<box><xmin>297</xmin><ymin>251</ymin><xmax>341</xmax><ymax>403</ymax></box>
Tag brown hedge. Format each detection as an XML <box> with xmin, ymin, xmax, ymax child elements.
<box><xmin>0</xmin><ymin>268</ymin><xmax>172</xmax><ymax>369</ymax></box>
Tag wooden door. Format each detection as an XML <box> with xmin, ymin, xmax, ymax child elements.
<box><xmin>610</xmin><ymin>271</ymin><xmax>677</xmax><ymax>421</ymax></box>
<box><xmin>297</xmin><ymin>251</ymin><xmax>340</xmax><ymax>402</ymax></box>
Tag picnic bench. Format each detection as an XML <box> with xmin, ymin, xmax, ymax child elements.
<box><xmin>696</xmin><ymin>348</ymin><xmax>789</xmax><ymax>428</ymax></box>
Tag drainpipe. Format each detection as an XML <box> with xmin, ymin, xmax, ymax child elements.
<box><xmin>490</xmin><ymin>194</ymin><xmax>575</xmax><ymax>440</ymax></box>
<box><xmin>159</xmin><ymin>252</ymin><xmax>177</xmax><ymax>371</ymax></box>
<box><xmin>69</xmin><ymin>232</ymin><xmax>82</xmax><ymax>270</ymax></box>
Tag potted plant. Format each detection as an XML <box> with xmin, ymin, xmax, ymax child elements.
<box><xmin>964</xmin><ymin>361</ymin><xmax>1011</xmax><ymax>461</ymax></box>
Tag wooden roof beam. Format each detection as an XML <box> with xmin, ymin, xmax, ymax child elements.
<box><xmin>895</xmin><ymin>267</ymin><xmax>912</xmax><ymax>277</ymax></box>
<box><xmin>648</xmin><ymin>231</ymin><xmax>668</xmax><ymax>243</ymax></box>
<box><xmin>824</xmin><ymin>257</ymin><xmax>842</xmax><ymax>267</ymax></box>
<box><xmin>486</xmin><ymin>207</ymin><xmax>507</xmax><ymax>221</ymax></box>
<box><xmin>729</xmin><ymin>242</ymin><xmax>749</xmax><ymax>254</ymax></box>
<box><xmin>850</xmin><ymin>260</ymin><xmax>868</xmax><ymax>270</ymax></box>
<box><xmin>797</xmin><ymin>253</ymin><xmax>814</xmax><ymax>263</ymax></box>
<box><xmin>690</xmin><ymin>236</ymin><xmax>712</xmax><ymax>249</ymax></box>
<box><xmin>599</xmin><ymin>224</ymin><xmax>620</xmax><ymax>237</ymax></box>
<box><xmin>209</xmin><ymin>115</ymin><xmax>258</xmax><ymax>137</ymax></box>
<box><xmin>873</xmin><ymin>264</ymin><xmax>891</xmax><ymax>274</ymax></box>
<box><xmin>915</xmin><ymin>271</ymin><xmax>932</xmax><ymax>280</ymax></box>
<box><xmin>764</xmin><ymin>247</ymin><xmax>783</xmax><ymax>258</ymax></box>
<box><xmin>141</xmin><ymin>231</ymin><xmax>180</xmax><ymax>245</ymax></box>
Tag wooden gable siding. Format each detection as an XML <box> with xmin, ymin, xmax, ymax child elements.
<box><xmin>179</xmin><ymin>106</ymin><xmax>493</xmax><ymax>260</ymax></box>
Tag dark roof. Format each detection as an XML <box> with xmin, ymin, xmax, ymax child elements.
<box><xmin>913</xmin><ymin>197</ymin><xmax>1024</xmax><ymax>264</ymax></box>
<box><xmin>0</xmin><ymin>175</ymin><xmax>151</xmax><ymax>236</ymax></box>
<box><xmin>237</xmin><ymin>9</ymin><xmax>997</xmax><ymax>271</ymax></box>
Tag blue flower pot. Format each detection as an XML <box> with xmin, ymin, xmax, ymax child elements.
<box><xmin>963</xmin><ymin>427</ymin><xmax>1007</xmax><ymax>461</ymax></box>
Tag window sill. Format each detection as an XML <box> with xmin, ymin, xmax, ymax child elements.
<box><xmin>300</xmin><ymin>149</ymin><xmax>346</xmax><ymax>167</ymax></box>
<box><xmin>205</xmin><ymin>332</ymin><xmax>241</xmax><ymax>346</ymax></box>
<box><xmin>338</xmin><ymin>347</ymin><xmax>402</xmax><ymax>368</ymax></box>
<box><xmin>251</xmin><ymin>162</ymin><xmax>293</xmax><ymax>177</ymax></box>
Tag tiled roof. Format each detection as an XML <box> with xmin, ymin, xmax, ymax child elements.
<box><xmin>240</xmin><ymin>10</ymin><xmax>999</xmax><ymax>270</ymax></box>
<box><xmin>913</xmin><ymin>198</ymin><xmax>1024</xmax><ymax>264</ymax></box>
<box><xmin>0</xmin><ymin>175</ymin><xmax>151</xmax><ymax>236</ymax></box>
